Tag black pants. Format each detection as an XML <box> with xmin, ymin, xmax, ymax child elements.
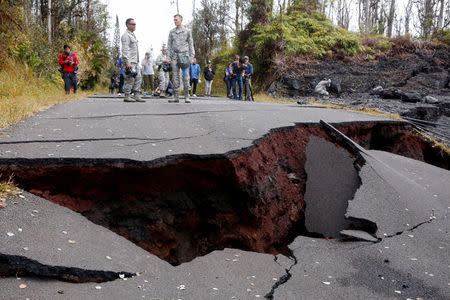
<box><xmin>225</xmin><ymin>77</ymin><xmax>232</xmax><ymax>98</ymax></box>
<box><xmin>119</xmin><ymin>74</ymin><xmax>124</xmax><ymax>93</ymax></box>
<box><xmin>244</xmin><ymin>77</ymin><xmax>253</xmax><ymax>101</ymax></box>
<box><xmin>190</xmin><ymin>78</ymin><xmax>198</xmax><ymax>95</ymax></box>
<box><xmin>63</xmin><ymin>72</ymin><xmax>78</xmax><ymax>92</ymax></box>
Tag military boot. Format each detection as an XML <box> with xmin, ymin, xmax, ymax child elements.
<box><xmin>134</xmin><ymin>93</ymin><xmax>146</xmax><ymax>102</ymax></box>
<box><xmin>168</xmin><ymin>92</ymin><xmax>179</xmax><ymax>103</ymax></box>
<box><xmin>184</xmin><ymin>92</ymin><xmax>191</xmax><ymax>103</ymax></box>
<box><xmin>124</xmin><ymin>94</ymin><xmax>135</xmax><ymax>102</ymax></box>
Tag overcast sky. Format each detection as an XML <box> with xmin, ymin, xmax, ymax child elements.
<box><xmin>104</xmin><ymin>0</ymin><xmax>419</xmax><ymax>59</ymax></box>
<box><xmin>104</xmin><ymin>0</ymin><xmax>194</xmax><ymax>59</ymax></box>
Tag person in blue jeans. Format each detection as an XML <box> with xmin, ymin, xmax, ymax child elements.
<box><xmin>189</xmin><ymin>58</ymin><xmax>201</xmax><ymax>97</ymax></box>
<box><xmin>117</xmin><ymin>57</ymin><xmax>125</xmax><ymax>96</ymax></box>
<box><xmin>231</xmin><ymin>55</ymin><xmax>245</xmax><ymax>100</ymax></box>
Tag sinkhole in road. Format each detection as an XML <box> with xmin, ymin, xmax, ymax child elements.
<box><xmin>0</xmin><ymin>122</ymin><xmax>448</xmax><ymax>266</ymax></box>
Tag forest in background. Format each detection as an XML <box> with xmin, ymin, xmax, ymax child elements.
<box><xmin>186</xmin><ymin>0</ymin><xmax>449</xmax><ymax>89</ymax></box>
<box><xmin>0</xmin><ymin>0</ymin><xmax>449</xmax><ymax>97</ymax></box>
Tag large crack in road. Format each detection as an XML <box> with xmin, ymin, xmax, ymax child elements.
<box><xmin>0</xmin><ymin>121</ymin><xmax>448</xmax><ymax>284</ymax></box>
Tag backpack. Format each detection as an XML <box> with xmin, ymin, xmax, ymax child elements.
<box><xmin>177</xmin><ymin>52</ymin><xmax>190</xmax><ymax>69</ymax></box>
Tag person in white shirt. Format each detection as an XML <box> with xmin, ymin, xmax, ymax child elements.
<box><xmin>141</xmin><ymin>52</ymin><xmax>155</xmax><ymax>95</ymax></box>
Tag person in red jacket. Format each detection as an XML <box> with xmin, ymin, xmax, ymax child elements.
<box><xmin>59</xmin><ymin>45</ymin><xmax>79</xmax><ymax>94</ymax></box>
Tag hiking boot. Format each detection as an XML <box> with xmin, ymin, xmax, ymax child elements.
<box><xmin>168</xmin><ymin>93</ymin><xmax>179</xmax><ymax>103</ymax></box>
<box><xmin>124</xmin><ymin>94</ymin><xmax>135</xmax><ymax>102</ymax></box>
<box><xmin>185</xmin><ymin>93</ymin><xmax>191</xmax><ymax>103</ymax></box>
<box><xmin>134</xmin><ymin>93</ymin><xmax>146</xmax><ymax>102</ymax></box>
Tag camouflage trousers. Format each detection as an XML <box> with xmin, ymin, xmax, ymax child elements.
<box><xmin>158</xmin><ymin>70</ymin><xmax>169</xmax><ymax>93</ymax></box>
<box><xmin>171</xmin><ymin>59</ymin><xmax>190</xmax><ymax>94</ymax></box>
<box><xmin>124</xmin><ymin>63</ymin><xmax>142</xmax><ymax>95</ymax></box>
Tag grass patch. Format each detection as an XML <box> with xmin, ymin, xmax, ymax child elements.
<box><xmin>413</xmin><ymin>128</ymin><xmax>450</xmax><ymax>156</ymax></box>
<box><xmin>0</xmin><ymin>64</ymin><xmax>95</xmax><ymax>129</ymax></box>
<box><xmin>253</xmin><ymin>93</ymin><xmax>298</xmax><ymax>104</ymax></box>
<box><xmin>0</xmin><ymin>175</ymin><xmax>19</xmax><ymax>199</ymax></box>
<box><xmin>308</xmin><ymin>101</ymin><xmax>403</xmax><ymax>120</ymax></box>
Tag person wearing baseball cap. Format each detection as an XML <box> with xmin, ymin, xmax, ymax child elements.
<box><xmin>203</xmin><ymin>60</ymin><xmax>215</xmax><ymax>97</ymax></box>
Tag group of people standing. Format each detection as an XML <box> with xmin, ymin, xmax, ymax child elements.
<box><xmin>224</xmin><ymin>55</ymin><xmax>254</xmax><ymax>101</ymax></box>
<box><xmin>119</xmin><ymin>14</ymin><xmax>200</xmax><ymax>103</ymax></box>
<box><xmin>60</xmin><ymin>13</ymin><xmax>253</xmax><ymax>102</ymax></box>
<box><xmin>188</xmin><ymin>58</ymin><xmax>215</xmax><ymax>97</ymax></box>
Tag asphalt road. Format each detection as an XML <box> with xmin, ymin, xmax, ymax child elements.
<box><xmin>0</xmin><ymin>95</ymin><xmax>449</xmax><ymax>299</ymax></box>
<box><xmin>0</xmin><ymin>95</ymin><xmax>390</xmax><ymax>160</ymax></box>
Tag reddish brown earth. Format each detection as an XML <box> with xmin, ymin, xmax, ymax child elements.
<box><xmin>1</xmin><ymin>122</ymin><xmax>448</xmax><ymax>265</ymax></box>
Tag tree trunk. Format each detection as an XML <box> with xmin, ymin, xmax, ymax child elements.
<box><xmin>47</xmin><ymin>0</ymin><xmax>51</xmax><ymax>43</ymax></box>
<box><xmin>386</xmin><ymin>0</ymin><xmax>395</xmax><ymax>37</ymax></box>
<box><xmin>235</xmin><ymin>0</ymin><xmax>240</xmax><ymax>35</ymax></box>
<box><xmin>86</xmin><ymin>0</ymin><xmax>91</xmax><ymax>30</ymax></box>
<box><xmin>423</xmin><ymin>0</ymin><xmax>434</xmax><ymax>38</ymax></box>
<box><xmin>364</xmin><ymin>0</ymin><xmax>369</xmax><ymax>32</ymax></box>
<box><xmin>437</xmin><ymin>0</ymin><xmax>444</xmax><ymax>28</ymax></box>
<box><xmin>249</xmin><ymin>0</ymin><xmax>273</xmax><ymax>27</ymax></box>
<box><xmin>404</xmin><ymin>0</ymin><xmax>412</xmax><ymax>34</ymax></box>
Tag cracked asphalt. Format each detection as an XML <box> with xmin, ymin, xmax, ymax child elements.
<box><xmin>0</xmin><ymin>94</ymin><xmax>390</xmax><ymax>160</ymax></box>
<box><xmin>0</xmin><ymin>95</ymin><xmax>449</xmax><ymax>299</ymax></box>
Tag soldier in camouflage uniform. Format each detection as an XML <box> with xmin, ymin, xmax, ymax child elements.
<box><xmin>121</xmin><ymin>18</ymin><xmax>144</xmax><ymax>102</ymax></box>
<box><xmin>167</xmin><ymin>14</ymin><xmax>195</xmax><ymax>103</ymax></box>
<box><xmin>155</xmin><ymin>46</ymin><xmax>170</xmax><ymax>98</ymax></box>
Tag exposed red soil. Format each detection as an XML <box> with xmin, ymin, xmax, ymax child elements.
<box><xmin>0</xmin><ymin>122</ymin><xmax>447</xmax><ymax>265</ymax></box>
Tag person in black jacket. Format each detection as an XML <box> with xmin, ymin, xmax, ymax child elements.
<box><xmin>203</xmin><ymin>60</ymin><xmax>215</xmax><ymax>97</ymax></box>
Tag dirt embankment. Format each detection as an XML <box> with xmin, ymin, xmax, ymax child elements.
<box><xmin>269</xmin><ymin>49</ymin><xmax>450</xmax><ymax>146</ymax></box>
<box><xmin>270</xmin><ymin>49</ymin><xmax>449</xmax><ymax>98</ymax></box>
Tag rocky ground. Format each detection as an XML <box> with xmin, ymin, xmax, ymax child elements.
<box><xmin>269</xmin><ymin>49</ymin><xmax>450</xmax><ymax>146</ymax></box>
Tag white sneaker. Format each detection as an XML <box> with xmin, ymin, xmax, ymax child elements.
<box><xmin>117</xmin><ymin>93</ymin><xmax>122</xmax><ymax>96</ymax></box>
<box><xmin>192</xmin><ymin>94</ymin><xmax>197</xmax><ymax>97</ymax></box>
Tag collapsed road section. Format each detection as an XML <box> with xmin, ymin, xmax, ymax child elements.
<box><xmin>0</xmin><ymin>122</ymin><xmax>448</xmax><ymax>266</ymax></box>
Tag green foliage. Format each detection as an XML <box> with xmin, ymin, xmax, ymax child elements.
<box><xmin>249</xmin><ymin>10</ymin><xmax>362</xmax><ymax>58</ymax></box>
<box><xmin>431</xmin><ymin>29</ymin><xmax>450</xmax><ymax>46</ymax></box>
<box><xmin>0</xmin><ymin>0</ymin><xmax>111</xmax><ymax>90</ymax></box>
<box><xmin>374</xmin><ymin>40</ymin><xmax>394</xmax><ymax>51</ymax></box>
<box><xmin>209</xmin><ymin>45</ymin><xmax>236</xmax><ymax>96</ymax></box>
<box><xmin>77</xmin><ymin>31</ymin><xmax>110</xmax><ymax>90</ymax></box>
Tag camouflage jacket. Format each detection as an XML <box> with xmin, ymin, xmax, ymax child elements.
<box><xmin>121</xmin><ymin>29</ymin><xmax>139</xmax><ymax>64</ymax></box>
<box><xmin>167</xmin><ymin>27</ymin><xmax>195</xmax><ymax>61</ymax></box>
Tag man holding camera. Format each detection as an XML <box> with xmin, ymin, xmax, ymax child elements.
<box><xmin>59</xmin><ymin>45</ymin><xmax>79</xmax><ymax>94</ymax></box>
<box><xmin>231</xmin><ymin>55</ymin><xmax>244</xmax><ymax>100</ymax></box>
<box><xmin>121</xmin><ymin>18</ymin><xmax>144</xmax><ymax>102</ymax></box>
<box><xmin>156</xmin><ymin>46</ymin><xmax>170</xmax><ymax>98</ymax></box>
<box><xmin>243</xmin><ymin>56</ymin><xmax>254</xmax><ymax>101</ymax></box>
<box><xmin>167</xmin><ymin>14</ymin><xmax>195</xmax><ymax>103</ymax></box>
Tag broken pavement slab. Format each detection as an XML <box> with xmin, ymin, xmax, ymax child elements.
<box><xmin>273</xmin><ymin>216</ymin><xmax>449</xmax><ymax>299</ymax></box>
<box><xmin>0</xmin><ymin>191</ymin><xmax>287</xmax><ymax>299</ymax></box>
<box><xmin>347</xmin><ymin>150</ymin><xmax>449</xmax><ymax>238</ymax></box>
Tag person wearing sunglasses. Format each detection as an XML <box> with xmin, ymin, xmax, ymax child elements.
<box><xmin>121</xmin><ymin>18</ymin><xmax>144</xmax><ymax>102</ymax></box>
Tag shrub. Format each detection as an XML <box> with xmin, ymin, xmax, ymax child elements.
<box><xmin>431</xmin><ymin>29</ymin><xmax>450</xmax><ymax>46</ymax></box>
<box><xmin>249</xmin><ymin>10</ymin><xmax>362</xmax><ymax>58</ymax></box>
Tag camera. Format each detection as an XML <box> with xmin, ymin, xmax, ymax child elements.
<box><xmin>161</xmin><ymin>62</ymin><xmax>172</xmax><ymax>72</ymax></box>
<box><xmin>125</xmin><ymin>68</ymin><xmax>138</xmax><ymax>78</ymax></box>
